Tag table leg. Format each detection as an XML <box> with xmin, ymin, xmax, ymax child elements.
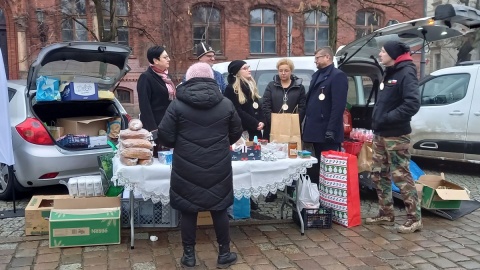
<box><xmin>295</xmin><ymin>179</ymin><xmax>305</xmax><ymax>235</ymax></box>
<box><xmin>130</xmin><ymin>189</ymin><xmax>135</xmax><ymax>249</ymax></box>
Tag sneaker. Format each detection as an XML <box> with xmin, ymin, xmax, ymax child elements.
<box><xmin>397</xmin><ymin>219</ymin><xmax>423</xmax><ymax>233</ymax></box>
<box><xmin>365</xmin><ymin>215</ymin><xmax>395</xmax><ymax>226</ymax></box>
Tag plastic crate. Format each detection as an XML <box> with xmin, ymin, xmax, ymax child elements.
<box><xmin>343</xmin><ymin>141</ymin><xmax>363</xmax><ymax>156</ymax></box>
<box><xmin>293</xmin><ymin>207</ymin><xmax>333</xmax><ymax>229</ymax></box>
<box><xmin>121</xmin><ymin>198</ymin><xmax>179</xmax><ymax>228</ymax></box>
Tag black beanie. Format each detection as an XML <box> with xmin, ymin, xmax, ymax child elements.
<box><xmin>227</xmin><ymin>60</ymin><xmax>247</xmax><ymax>84</ymax></box>
<box><xmin>196</xmin><ymin>42</ymin><xmax>215</xmax><ymax>59</ymax></box>
<box><xmin>383</xmin><ymin>40</ymin><xmax>410</xmax><ymax>60</ymax></box>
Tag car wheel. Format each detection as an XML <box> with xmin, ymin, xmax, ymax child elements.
<box><xmin>0</xmin><ymin>163</ymin><xmax>14</xmax><ymax>201</ymax></box>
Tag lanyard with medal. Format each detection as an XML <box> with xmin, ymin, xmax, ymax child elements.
<box><xmin>318</xmin><ymin>86</ymin><xmax>326</xmax><ymax>101</ymax></box>
<box><xmin>253</xmin><ymin>99</ymin><xmax>259</xmax><ymax>109</ymax></box>
<box><xmin>282</xmin><ymin>87</ymin><xmax>290</xmax><ymax>111</ymax></box>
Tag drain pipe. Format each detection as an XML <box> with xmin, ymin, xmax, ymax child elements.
<box><xmin>287</xmin><ymin>16</ymin><xmax>292</xmax><ymax>57</ymax></box>
<box><xmin>420</xmin><ymin>0</ymin><xmax>427</xmax><ymax>78</ymax></box>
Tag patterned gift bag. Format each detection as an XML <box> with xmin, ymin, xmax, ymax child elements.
<box><xmin>319</xmin><ymin>150</ymin><xmax>361</xmax><ymax>228</ymax></box>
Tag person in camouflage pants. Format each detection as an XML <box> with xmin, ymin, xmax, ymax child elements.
<box><xmin>366</xmin><ymin>40</ymin><xmax>422</xmax><ymax>233</ymax></box>
<box><xmin>370</xmin><ymin>135</ymin><xmax>421</xmax><ymax>222</ymax></box>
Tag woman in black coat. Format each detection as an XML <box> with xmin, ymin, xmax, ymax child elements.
<box><xmin>137</xmin><ymin>46</ymin><xmax>176</xmax><ymax>153</ymax></box>
<box><xmin>224</xmin><ymin>60</ymin><xmax>266</xmax><ymax>141</ymax></box>
<box><xmin>158</xmin><ymin>63</ymin><xmax>242</xmax><ymax>269</ymax></box>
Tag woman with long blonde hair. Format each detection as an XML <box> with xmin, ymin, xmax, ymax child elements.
<box><xmin>224</xmin><ymin>60</ymin><xmax>265</xmax><ymax>141</ymax></box>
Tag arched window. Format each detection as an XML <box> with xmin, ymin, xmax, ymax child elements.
<box><xmin>115</xmin><ymin>88</ymin><xmax>132</xmax><ymax>104</ymax></box>
<box><xmin>304</xmin><ymin>10</ymin><xmax>329</xmax><ymax>55</ymax></box>
<box><xmin>355</xmin><ymin>10</ymin><xmax>382</xmax><ymax>39</ymax></box>
<box><xmin>192</xmin><ymin>5</ymin><xmax>222</xmax><ymax>53</ymax></box>
<box><xmin>250</xmin><ymin>8</ymin><xmax>277</xmax><ymax>54</ymax></box>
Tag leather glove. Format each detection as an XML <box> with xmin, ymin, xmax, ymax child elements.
<box><xmin>325</xmin><ymin>130</ymin><xmax>335</xmax><ymax>143</ymax></box>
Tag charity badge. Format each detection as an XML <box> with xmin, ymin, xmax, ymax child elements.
<box><xmin>319</xmin><ymin>93</ymin><xmax>325</xmax><ymax>100</ymax></box>
<box><xmin>252</xmin><ymin>102</ymin><xmax>259</xmax><ymax>109</ymax></box>
<box><xmin>282</xmin><ymin>104</ymin><xmax>289</xmax><ymax>110</ymax></box>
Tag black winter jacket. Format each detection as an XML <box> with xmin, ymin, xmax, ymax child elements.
<box><xmin>262</xmin><ymin>75</ymin><xmax>307</xmax><ymax>128</ymax></box>
<box><xmin>224</xmin><ymin>82</ymin><xmax>266</xmax><ymax>140</ymax></box>
<box><xmin>137</xmin><ymin>67</ymin><xmax>172</xmax><ymax>132</ymax></box>
<box><xmin>372</xmin><ymin>60</ymin><xmax>420</xmax><ymax>137</ymax></box>
<box><xmin>157</xmin><ymin>77</ymin><xmax>243</xmax><ymax>212</ymax></box>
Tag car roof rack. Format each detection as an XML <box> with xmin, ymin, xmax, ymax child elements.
<box><xmin>456</xmin><ymin>60</ymin><xmax>480</xmax><ymax>66</ymax></box>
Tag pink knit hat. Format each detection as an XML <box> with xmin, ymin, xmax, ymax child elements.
<box><xmin>185</xmin><ymin>62</ymin><xmax>214</xmax><ymax>81</ymax></box>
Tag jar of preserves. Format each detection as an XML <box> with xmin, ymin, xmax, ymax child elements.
<box><xmin>288</xmin><ymin>142</ymin><xmax>298</xmax><ymax>158</ymax></box>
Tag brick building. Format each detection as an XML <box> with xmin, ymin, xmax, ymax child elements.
<box><xmin>0</xmin><ymin>0</ymin><xmax>422</xmax><ymax>116</ymax></box>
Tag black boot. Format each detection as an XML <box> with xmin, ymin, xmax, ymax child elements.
<box><xmin>181</xmin><ymin>245</ymin><xmax>196</xmax><ymax>268</ymax></box>
<box><xmin>265</xmin><ymin>192</ymin><xmax>277</xmax><ymax>202</ymax></box>
<box><xmin>250</xmin><ymin>198</ymin><xmax>259</xmax><ymax>210</ymax></box>
<box><xmin>217</xmin><ymin>244</ymin><xmax>237</xmax><ymax>269</ymax></box>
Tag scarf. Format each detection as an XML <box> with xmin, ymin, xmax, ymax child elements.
<box><xmin>150</xmin><ymin>64</ymin><xmax>176</xmax><ymax>100</ymax></box>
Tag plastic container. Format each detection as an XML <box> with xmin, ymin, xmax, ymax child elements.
<box><xmin>120</xmin><ymin>198</ymin><xmax>179</xmax><ymax>228</ymax></box>
<box><xmin>343</xmin><ymin>141</ymin><xmax>363</xmax><ymax>155</ymax></box>
<box><xmin>293</xmin><ymin>207</ymin><xmax>333</xmax><ymax>229</ymax></box>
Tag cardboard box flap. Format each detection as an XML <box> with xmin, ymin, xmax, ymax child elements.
<box><xmin>418</xmin><ymin>176</ymin><xmax>464</xmax><ymax>190</ymax></box>
<box><xmin>76</xmin><ymin>116</ymin><xmax>113</xmax><ymax>124</ymax></box>
<box><xmin>54</xmin><ymin>197</ymin><xmax>120</xmax><ymax>210</ymax></box>
<box><xmin>435</xmin><ymin>189</ymin><xmax>471</xmax><ymax>200</ymax></box>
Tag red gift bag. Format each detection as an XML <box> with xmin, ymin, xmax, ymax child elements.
<box><xmin>319</xmin><ymin>150</ymin><xmax>361</xmax><ymax>228</ymax></box>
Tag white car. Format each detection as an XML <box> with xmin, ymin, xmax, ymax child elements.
<box><xmin>213</xmin><ymin>3</ymin><xmax>480</xmax><ymax>163</ymax></box>
<box><xmin>1</xmin><ymin>42</ymin><xmax>132</xmax><ymax>200</ymax></box>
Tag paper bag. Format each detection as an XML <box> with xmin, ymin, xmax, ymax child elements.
<box><xmin>270</xmin><ymin>113</ymin><xmax>302</xmax><ymax>150</ymax></box>
<box><xmin>357</xmin><ymin>141</ymin><xmax>373</xmax><ymax>172</ymax></box>
<box><xmin>46</xmin><ymin>126</ymin><xmax>64</xmax><ymax>140</ymax></box>
<box><xmin>320</xmin><ymin>150</ymin><xmax>361</xmax><ymax>228</ymax></box>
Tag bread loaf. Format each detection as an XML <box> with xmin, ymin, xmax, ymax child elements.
<box><xmin>121</xmin><ymin>139</ymin><xmax>153</xmax><ymax>149</ymax></box>
<box><xmin>120</xmin><ymin>147</ymin><xmax>153</xmax><ymax>160</ymax></box>
<box><xmin>120</xmin><ymin>156</ymin><xmax>138</xmax><ymax>166</ymax></box>
<box><xmin>119</xmin><ymin>128</ymin><xmax>151</xmax><ymax>140</ymax></box>
<box><xmin>128</xmin><ymin>119</ymin><xmax>143</xmax><ymax>131</ymax></box>
<box><xmin>138</xmin><ymin>158</ymin><xmax>153</xmax><ymax>166</ymax></box>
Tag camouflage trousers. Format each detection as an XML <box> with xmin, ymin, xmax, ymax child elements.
<box><xmin>371</xmin><ymin>134</ymin><xmax>421</xmax><ymax>221</ymax></box>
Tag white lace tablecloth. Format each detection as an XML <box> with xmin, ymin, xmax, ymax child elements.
<box><xmin>112</xmin><ymin>155</ymin><xmax>317</xmax><ymax>205</ymax></box>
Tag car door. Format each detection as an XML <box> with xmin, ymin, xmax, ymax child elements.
<box><xmin>411</xmin><ymin>68</ymin><xmax>476</xmax><ymax>161</ymax></box>
<box><xmin>464</xmin><ymin>66</ymin><xmax>480</xmax><ymax>161</ymax></box>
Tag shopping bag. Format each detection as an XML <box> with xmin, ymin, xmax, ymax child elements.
<box><xmin>319</xmin><ymin>150</ymin><xmax>361</xmax><ymax>228</ymax></box>
<box><xmin>232</xmin><ymin>197</ymin><xmax>250</xmax><ymax>219</ymax></box>
<box><xmin>357</xmin><ymin>141</ymin><xmax>373</xmax><ymax>172</ymax></box>
<box><xmin>297</xmin><ymin>175</ymin><xmax>320</xmax><ymax>211</ymax></box>
<box><xmin>270</xmin><ymin>113</ymin><xmax>302</xmax><ymax>149</ymax></box>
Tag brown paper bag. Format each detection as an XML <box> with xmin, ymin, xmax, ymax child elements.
<box><xmin>46</xmin><ymin>126</ymin><xmax>64</xmax><ymax>140</ymax></box>
<box><xmin>357</xmin><ymin>141</ymin><xmax>373</xmax><ymax>172</ymax></box>
<box><xmin>270</xmin><ymin>113</ymin><xmax>302</xmax><ymax>150</ymax></box>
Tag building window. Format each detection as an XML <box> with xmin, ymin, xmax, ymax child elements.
<box><xmin>192</xmin><ymin>5</ymin><xmax>221</xmax><ymax>53</ymax></box>
<box><xmin>102</xmin><ymin>0</ymin><xmax>129</xmax><ymax>45</ymax></box>
<box><xmin>434</xmin><ymin>54</ymin><xmax>441</xmax><ymax>70</ymax></box>
<box><xmin>250</xmin><ymin>8</ymin><xmax>277</xmax><ymax>54</ymax></box>
<box><xmin>61</xmin><ymin>0</ymin><xmax>88</xmax><ymax>41</ymax></box>
<box><xmin>355</xmin><ymin>10</ymin><xmax>382</xmax><ymax>39</ymax></box>
<box><xmin>304</xmin><ymin>10</ymin><xmax>329</xmax><ymax>55</ymax></box>
<box><xmin>115</xmin><ymin>88</ymin><xmax>132</xmax><ymax>103</ymax></box>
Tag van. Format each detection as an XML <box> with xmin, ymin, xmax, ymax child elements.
<box><xmin>213</xmin><ymin>4</ymin><xmax>480</xmax><ymax>164</ymax></box>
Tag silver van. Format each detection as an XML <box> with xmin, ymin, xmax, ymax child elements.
<box><xmin>213</xmin><ymin>3</ymin><xmax>480</xmax><ymax>163</ymax></box>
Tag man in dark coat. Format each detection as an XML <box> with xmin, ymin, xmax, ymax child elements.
<box><xmin>158</xmin><ymin>62</ymin><xmax>243</xmax><ymax>269</ymax></box>
<box><xmin>366</xmin><ymin>40</ymin><xmax>422</xmax><ymax>234</ymax></box>
<box><xmin>303</xmin><ymin>46</ymin><xmax>348</xmax><ymax>184</ymax></box>
<box><xmin>137</xmin><ymin>46</ymin><xmax>175</xmax><ymax>153</ymax></box>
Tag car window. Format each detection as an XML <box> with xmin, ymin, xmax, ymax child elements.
<box><xmin>255</xmin><ymin>69</ymin><xmax>315</xmax><ymax>96</ymax></box>
<box><xmin>420</xmin><ymin>74</ymin><xmax>470</xmax><ymax>105</ymax></box>
<box><xmin>346</xmin><ymin>76</ymin><xmax>371</xmax><ymax>106</ymax></box>
<box><xmin>8</xmin><ymin>87</ymin><xmax>16</xmax><ymax>102</ymax></box>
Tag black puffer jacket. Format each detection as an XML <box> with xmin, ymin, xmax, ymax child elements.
<box><xmin>262</xmin><ymin>74</ymin><xmax>306</xmax><ymax>129</ymax></box>
<box><xmin>157</xmin><ymin>77</ymin><xmax>243</xmax><ymax>212</ymax></box>
<box><xmin>372</xmin><ymin>60</ymin><xmax>420</xmax><ymax>137</ymax></box>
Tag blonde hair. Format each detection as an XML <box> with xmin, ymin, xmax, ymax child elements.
<box><xmin>276</xmin><ymin>58</ymin><xmax>295</xmax><ymax>71</ymax></box>
<box><xmin>232</xmin><ymin>74</ymin><xmax>261</xmax><ymax>104</ymax></box>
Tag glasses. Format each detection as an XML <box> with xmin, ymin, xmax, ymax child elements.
<box><xmin>278</xmin><ymin>69</ymin><xmax>291</xmax><ymax>74</ymax></box>
<box><xmin>241</xmin><ymin>65</ymin><xmax>251</xmax><ymax>71</ymax></box>
<box><xmin>159</xmin><ymin>55</ymin><xmax>170</xmax><ymax>60</ymax></box>
<box><xmin>315</xmin><ymin>55</ymin><xmax>327</xmax><ymax>60</ymax></box>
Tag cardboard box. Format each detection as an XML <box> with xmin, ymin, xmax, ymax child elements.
<box><xmin>197</xmin><ymin>211</ymin><xmax>213</xmax><ymax>226</ymax></box>
<box><xmin>25</xmin><ymin>195</ymin><xmax>71</xmax><ymax>236</ymax></box>
<box><xmin>61</xmin><ymin>82</ymin><xmax>98</xmax><ymax>101</ymax></box>
<box><xmin>49</xmin><ymin>197</ymin><xmax>121</xmax><ymax>248</ymax></box>
<box><xmin>57</xmin><ymin>116</ymin><xmax>111</xmax><ymax>137</ymax></box>
<box><xmin>418</xmin><ymin>174</ymin><xmax>470</xmax><ymax>210</ymax></box>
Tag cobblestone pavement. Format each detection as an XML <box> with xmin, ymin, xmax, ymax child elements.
<box><xmin>0</xmin><ymin>158</ymin><xmax>479</xmax><ymax>269</ymax></box>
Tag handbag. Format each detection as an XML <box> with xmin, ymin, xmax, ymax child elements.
<box><xmin>319</xmin><ymin>150</ymin><xmax>361</xmax><ymax>228</ymax></box>
<box><xmin>270</xmin><ymin>106</ymin><xmax>302</xmax><ymax>149</ymax></box>
<box><xmin>297</xmin><ymin>174</ymin><xmax>320</xmax><ymax>211</ymax></box>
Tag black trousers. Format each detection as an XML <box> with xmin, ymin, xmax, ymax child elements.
<box><xmin>307</xmin><ymin>142</ymin><xmax>341</xmax><ymax>185</ymax></box>
<box><xmin>181</xmin><ymin>209</ymin><xmax>230</xmax><ymax>246</ymax></box>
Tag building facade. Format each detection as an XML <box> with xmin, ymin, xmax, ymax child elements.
<box><xmin>0</xmin><ymin>0</ymin><xmax>422</xmax><ymax>116</ymax></box>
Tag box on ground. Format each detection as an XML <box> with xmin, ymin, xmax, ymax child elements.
<box><xmin>49</xmin><ymin>197</ymin><xmax>121</xmax><ymax>248</ymax></box>
<box><xmin>57</xmin><ymin>116</ymin><xmax>111</xmax><ymax>137</ymax></box>
<box><xmin>417</xmin><ymin>173</ymin><xmax>470</xmax><ymax>210</ymax></box>
<box><xmin>197</xmin><ymin>211</ymin><xmax>213</xmax><ymax>226</ymax></box>
<box><xmin>61</xmin><ymin>82</ymin><xmax>98</xmax><ymax>101</ymax></box>
<box><xmin>25</xmin><ymin>195</ymin><xmax>71</xmax><ymax>236</ymax></box>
